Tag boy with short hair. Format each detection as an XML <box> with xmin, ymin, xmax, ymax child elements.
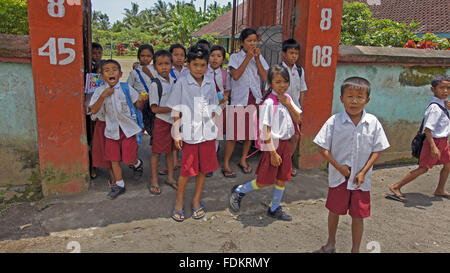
<box><xmin>89</xmin><ymin>60</ymin><xmax>147</xmax><ymax>200</ymax></box>
<box><xmin>148</xmin><ymin>50</ymin><xmax>178</xmax><ymax>195</ymax></box>
<box><xmin>167</xmin><ymin>44</ymin><xmax>219</xmax><ymax>222</ymax></box>
<box><xmin>388</xmin><ymin>74</ymin><xmax>450</xmax><ymax>201</ymax></box>
<box><xmin>281</xmin><ymin>38</ymin><xmax>307</xmax><ymax>177</ymax></box>
<box><xmin>313</xmin><ymin>77</ymin><xmax>390</xmax><ymax>253</ymax></box>
<box><xmin>92</xmin><ymin>42</ymin><xmax>103</xmax><ymax>71</ymax></box>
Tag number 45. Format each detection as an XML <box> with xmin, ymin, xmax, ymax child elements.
<box><xmin>38</xmin><ymin>38</ymin><xmax>76</xmax><ymax>65</ymax></box>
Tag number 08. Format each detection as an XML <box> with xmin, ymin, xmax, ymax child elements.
<box><xmin>48</xmin><ymin>0</ymin><xmax>65</xmax><ymax>18</ymax></box>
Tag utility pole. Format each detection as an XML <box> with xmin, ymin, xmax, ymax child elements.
<box><xmin>204</xmin><ymin>0</ymin><xmax>207</xmax><ymax>13</ymax></box>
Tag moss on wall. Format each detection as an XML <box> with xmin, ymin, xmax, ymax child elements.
<box><xmin>399</xmin><ymin>66</ymin><xmax>448</xmax><ymax>87</ymax></box>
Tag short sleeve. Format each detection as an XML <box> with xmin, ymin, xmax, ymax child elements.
<box><xmin>127</xmin><ymin>71</ymin><xmax>135</xmax><ymax>86</ymax></box>
<box><xmin>89</xmin><ymin>85</ymin><xmax>107</xmax><ymax>107</ymax></box>
<box><xmin>260</xmin><ymin>99</ymin><xmax>274</xmax><ymax>128</ymax></box>
<box><xmin>288</xmin><ymin>95</ymin><xmax>302</xmax><ymax>114</ymax></box>
<box><xmin>259</xmin><ymin>55</ymin><xmax>269</xmax><ymax>71</ymax></box>
<box><xmin>423</xmin><ymin>105</ymin><xmax>441</xmax><ymax>132</ymax></box>
<box><xmin>228</xmin><ymin>53</ymin><xmax>241</xmax><ymax>70</ymax></box>
<box><xmin>224</xmin><ymin>70</ymin><xmax>232</xmax><ymax>91</ymax></box>
<box><xmin>313</xmin><ymin>116</ymin><xmax>335</xmax><ymax>150</ymax></box>
<box><xmin>149</xmin><ymin>81</ymin><xmax>160</xmax><ymax>106</ymax></box>
<box><xmin>299</xmin><ymin>67</ymin><xmax>308</xmax><ymax>92</ymax></box>
<box><xmin>209</xmin><ymin>84</ymin><xmax>219</xmax><ymax>106</ymax></box>
<box><xmin>166</xmin><ymin>80</ymin><xmax>183</xmax><ymax>112</ymax></box>
<box><xmin>129</xmin><ymin>85</ymin><xmax>139</xmax><ymax>104</ymax></box>
<box><xmin>372</xmin><ymin>119</ymin><xmax>390</xmax><ymax>152</ymax></box>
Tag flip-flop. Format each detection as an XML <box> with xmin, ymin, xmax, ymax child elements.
<box><xmin>222</xmin><ymin>169</ymin><xmax>237</xmax><ymax>178</ymax></box>
<box><xmin>172</xmin><ymin>207</ymin><xmax>185</xmax><ymax>222</ymax></box>
<box><xmin>148</xmin><ymin>184</ymin><xmax>161</xmax><ymax>195</ymax></box>
<box><xmin>433</xmin><ymin>194</ymin><xmax>450</xmax><ymax>199</ymax></box>
<box><xmin>192</xmin><ymin>202</ymin><xmax>206</xmax><ymax>220</ymax></box>
<box><xmin>159</xmin><ymin>166</ymin><xmax>180</xmax><ymax>175</ymax></box>
<box><xmin>313</xmin><ymin>246</ymin><xmax>336</xmax><ymax>253</ymax></box>
<box><xmin>237</xmin><ymin>163</ymin><xmax>252</xmax><ymax>174</ymax></box>
<box><xmin>385</xmin><ymin>193</ymin><xmax>407</xmax><ymax>202</ymax></box>
<box><xmin>164</xmin><ymin>180</ymin><xmax>178</xmax><ymax>190</ymax></box>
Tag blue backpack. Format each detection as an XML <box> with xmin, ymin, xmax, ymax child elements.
<box><xmin>120</xmin><ymin>82</ymin><xmax>143</xmax><ymax>144</ymax></box>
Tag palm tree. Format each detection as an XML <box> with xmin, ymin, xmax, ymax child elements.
<box><xmin>123</xmin><ymin>2</ymin><xmax>140</xmax><ymax>29</ymax></box>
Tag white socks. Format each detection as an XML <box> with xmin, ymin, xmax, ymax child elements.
<box><xmin>115</xmin><ymin>180</ymin><xmax>125</xmax><ymax>188</ymax></box>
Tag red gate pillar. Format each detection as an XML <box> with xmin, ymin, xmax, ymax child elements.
<box><xmin>28</xmin><ymin>0</ymin><xmax>89</xmax><ymax>195</ymax></box>
<box><xmin>294</xmin><ymin>0</ymin><xmax>344</xmax><ymax>169</ymax></box>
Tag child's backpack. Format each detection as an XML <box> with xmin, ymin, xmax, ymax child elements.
<box><xmin>120</xmin><ymin>82</ymin><xmax>144</xmax><ymax>144</ymax></box>
<box><xmin>135</xmin><ymin>69</ymin><xmax>163</xmax><ymax>144</ymax></box>
<box><xmin>252</xmin><ymin>92</ymin><xmax>293</xmax><ymax>153</ymax></box>
<box><xmin>411</xmin><ymin>102</ymin><xmax>449</xmax><ymax>158</ymax></box>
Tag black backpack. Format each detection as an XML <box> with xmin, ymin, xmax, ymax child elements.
<box><xmin>411</xmin><ymin>102</ymin><xmax>449</xmax><ymax>158</ymax></box>
<box><xmin>142</xmin><ymin>78</ymin><xmax>163</xmax><ymax>145</ymax></box>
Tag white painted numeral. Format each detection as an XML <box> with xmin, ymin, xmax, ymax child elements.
<box><xmin>48</xmin><ymin>0</ymin><xmax>65</xmax><ymax>18</ymax></box>
<box><xmin>67</xmin><ymin>241</ymin><xmax>81</xmax><ymax>253</ymax></box>
<box><xmin>312</xmin><ymin>46</ymin><xmax>333</xmax><ymax>67</ymax></box>
<box><xmin>38</xmin><ymin>38</ymin><xmax>76</xmax><ymax>65</ymax></box>
<box><xmin>320</xmin><ymin>8</ymin><xmax>332</xmax><ymax>31</ymax></box>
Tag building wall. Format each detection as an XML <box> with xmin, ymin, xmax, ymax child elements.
<box><xmin>0</xmin><ymin>62</ymin><xmax>41</xmax><ymax>203</ymax></box>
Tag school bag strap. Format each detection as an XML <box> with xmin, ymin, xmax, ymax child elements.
<box><xmin>221</xmin><ymin>69</ymin><xmax>227</xmax><ymax>90</ymax></box>
<box><xmin>135</xmin><ymin>69</ymin><xmax>150</xmax><ymax>93</ymax></box>
<box><xmin>120</xmin><ymin>82</ymin><xmax>143</xmax><ymax>144</ymax></box>
<box><xmin>296</xmin><ymin>65</ymin><xmax>303</xmax><ymax>79</ymax></box>
<box><xmin>170</xmin><ymin>69</ymin><xmax>177</xmax><ymax>83</ymax></box>
<box><xmin>151</xmin><ymin>77</ymin><xmax>163</xmax><ymax>106</ymax></box>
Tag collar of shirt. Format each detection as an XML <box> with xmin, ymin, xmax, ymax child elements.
<box><xmin>282</xmin><ymin>61</ymin><xmax>297</xmax><ymax>74</ymax></box>
<box><xmin>155</xmin><ymin>72</ymin><xmax>174</xmax><ymax>85</ymax></box>
<box><xmin>340</xmin><ymin>110</ymin><xmax>370</xmax><ymax>126</ymax></box>
<box><xmin>429</xmin><ymin>96</ymin><xmax>446</xmax><ymax>108</ymax></box>
<box><xmin>186</xmin><ymin>73</ymin><xmax>212</xmax><ymax>88</ymax></box>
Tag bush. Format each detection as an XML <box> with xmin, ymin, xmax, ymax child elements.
<box><xmin>0</xmin><ymin>0</ymin><xmax>29</xmax><ymax>35</ymax></box>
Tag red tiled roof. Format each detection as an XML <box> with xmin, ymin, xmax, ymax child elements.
<box><xmin>192</xmin><ymin>2</ymin><xmax>248</xmax><ymax>38</ymax></box>
<box><xmin>346</xmin><ymin>0</ymin><xmax>449</xmax><ymax>34</ymax></box>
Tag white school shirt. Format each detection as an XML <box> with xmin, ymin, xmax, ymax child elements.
<box><xmin>282</xmin><ymin>62</ymin><xmax>307</xmax><ymax>109</ymax></box>
<box><xmin>260</xmin><ymin>91</ymin><xmax>302</xmax><ymax>140</ymax></box>
<box><xmin>89</xmin><ymin>83</ymin><xmax>141</xmax><ymax>140</ymax></box>
<box><xmin>90</xmin><ymin>83</ymin><xmax>107</xmax><ymax>121</ymax></box>
<box><xmin>423</xmin><ymin>96</ymin><xmax>450</xmax><ymax>138</ymax></box>
<box><xmin>166</xmin><ymin>73</ymin><xmax>219</xmax><ymax>144</ymax></box>
<box><xmin>127</xmin><ymin>64</ymin><xmax>157</xmax><ymax>93</ymax></box>
<box><xmin>170</xmin><ymin>66</ymin><xmax>190</xmax><ymax>81</ymax></box>
<box><xmin>206</xmin><ymin>66</ymin><xmax>231</xmax><ymax>94</ymax></box>
<box><xmin>228</xmin><ymin>50</ymin><xmax>269</xmax><ymax>106</ymax></box>
<box><xmin>313</xmin><ymin>110</ymin><xmax>390</xmax><ymax>192</ymax></box>
<box><xmin>149</xmin><ymin>73</ymin><xmax>175</xmax><ymax>124</ymax></box>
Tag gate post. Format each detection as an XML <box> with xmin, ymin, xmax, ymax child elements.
<box><xmin>27</xmin><ymin>0</ymin><xmax>89</xmax><ymax>195</ymax></box>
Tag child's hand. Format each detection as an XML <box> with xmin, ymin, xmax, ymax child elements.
<box><xmin>353</xmin><ymin>172</ymin><xmax>365</xmax><ymax>189</ymax></box>
<box><xmin>277</xmin><ymin>94</ymin><xmax>290</xmax><ymax>107</ymax></box>
<box><xmin>337</xmin><ymin>164</ymin><xmax>351</xmax><ymax>178</ymax></box>
<box><xmin>139</xmin><ymin>92</ymin><xmax>149</xmax><ymax>102</ymax></box>
<box><xmin>142</xmin><ymin>66</ymin><xmax>154</xmax><ymax>79</ymax></box>
<box><xmin>270</xmin><ymin>152</ymin><xmax>282</xmax><ymax>167</ymax></box>
<box><xmin>101</xmin><ymin>87</ymin><xmax>114</xmax><ymax>98</ymax></box>
<box><xmin>253</xmin><ymin>48</ymin><xmax>261</xmax><ymax>58</ymax></box>
<box><xmin>219</xmin><ymin>95</ymin><xmax>229</xmax><ymax>105</ymax></box>
<box><xmin>246</xmin><ymin>48</ymin><xmax>256</xmax><ymax>59</ymax></box>
<box><xmin>431</xmin><ymin>146</ymin><xmax>441</xmax><ymax>160</ymax></box>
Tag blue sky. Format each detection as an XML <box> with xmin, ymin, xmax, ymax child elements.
<box><xmin>92</xmin><ymin>0</ymin><xmax>232</xmax><ymax>23</ymax></box>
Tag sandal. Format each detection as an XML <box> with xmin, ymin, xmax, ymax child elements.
<box><xmin>158</xmin><ymin>166</ymin><xmax>180</xmax><ymax>175</ymax></box>
<box><xmin>129</xmin><ymin>159</ymin><xmax>143</xmax><ymax>178</ymax></box>
<box><xmin>147</xmin><ymin>183</ymin><xmax>161</xmax><ymax>195</ymax></box>
<box><xmin>313</xmin><ymin>246</ymin><xmax>336</xmax><ymax>253</ymax></box>
<box><xmin>222</xmin><ymin>169</ymin><xmax>237</xmax><ymax>178</ymax></box>
<box><xmin>164</xmin><ymin>180</ymin><xmax>178</xmax><ymax>190</ymax></box>
<box><xmin>291</xmin><ymin>168</ymin><xmax>298</xmax><ymax>177</ymax></box>
<box><xmin>237</xmin><ymin>163</ymin><xmax>252</xmax><ymax>174</ymax></box>
<box><xmin>171</xmin><ymin>207</ymin><xmax>185</xmax><ymax>222</ymax></box>
<box><xmin>192</xmin><ymin>202</ymin><xmax>206</xmax><ymax>220</ymax></box>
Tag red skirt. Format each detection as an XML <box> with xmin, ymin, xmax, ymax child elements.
<box><xmin>92</xmin><ymin>121</ymin><xmax>111</xmax><ymax>169</ymax></box>
<box><xmin>255</xmin><ymin>140</ymin><xmax>292</xmax><ymax>185</ymax></box>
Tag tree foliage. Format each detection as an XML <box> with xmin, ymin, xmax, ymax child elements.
<box><xmin>0</xmin><ymin>0</ymin><xmax>29</xmax><ymax>35</ymax></box>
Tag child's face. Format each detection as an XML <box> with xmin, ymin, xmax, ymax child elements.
<box><xmin>101</xmin><ymin>63</ymin><xmax>122</xmax><ymax>87</ymax></box>
<box><xmin>340</xmin><ymin>87</ymin><xmax>370</xmax><ymax>118</ymax></box>
<box><xmin>431</xmin><ymin>81</ymin><xmax>449</xmax><ymax>100</ymax></box>
<box><xmin>242</xmin><ymin>34</ymin><xmax>258</xmax><ymax>52</ymax></box>
<box><xmin>271</xmin><ymin>74</ymin><xmax>289</xmax><ymax>95</ymax></box>
<box><xmin>209</xmin><ymin>50</ymin><xmax>224</xmax><ymax>70</ymax></box>
<box><xmin>283</xmin><ymin>48</ymin><xmax>300</xmax><ymax>66</ymax></box>
<box><xmin>188</xmin><ymin>58</ymin><xmax>208</xmax><ymax>81</ymax></box>
<box><xmin>154</xmin><ymin>56</ymin><xmax>172</xmax><ymax>79</ymax></box>
<box><xmin>92</xmin><ymin>48</ymin><xmax>103</xmax><ymax>63</ymax></box>
<box><xmin>139</xmin><ymin>49</ymin><xmax>153</xmax><ymax>66</ymax></box>
<box><xmin>172</xmin><ymin>48</ymin><xmax>186</xmax><ymax>67</ymax></box>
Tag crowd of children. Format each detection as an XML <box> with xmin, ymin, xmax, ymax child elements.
<box><xmin>85</xmin><ymin>27</ymin><xmax>449</xmax><ymax>253</ymax></box>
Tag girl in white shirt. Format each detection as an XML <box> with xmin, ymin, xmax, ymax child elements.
<box><xmin>222</xmin><ymin>28</ymin><xmax>269</xmax><ymax>178</ymax></box>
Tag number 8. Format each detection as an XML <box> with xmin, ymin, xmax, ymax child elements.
<box><xmin>48</xmin><ymin>0</ymin><xmax>65</xmax><ymax>18</ymax></box>
<box><xmin>320</xmin><ymin>8</ymin><xmax>332</xmax><ymax>31</ymax></box>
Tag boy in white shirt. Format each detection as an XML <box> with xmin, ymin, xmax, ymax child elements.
<box><xmin>89</xmin><ymin>60</ymin><xmax>147</xmax><ymax>200</ymax></box>
<box><xmin>167</xmin><ymin>44</ymin><xmax>219</xmax><ymax>222</ymax></box>
<box><xmin>388</xmin><ymin>74</ymin><xmax>450</xmax><ymax>201</ymax></box>
<box><xmin>148</xmin><ymin>50</ymin><xmax>177</xmax><ymax>195</ymax></box>
<box><xmin>313</xmin><ymin>77</ymin><xmax>390</xmax><ymax>253</ymax></box>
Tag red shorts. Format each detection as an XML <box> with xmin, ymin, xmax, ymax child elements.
<box><xmin>104</xmin><ymin>129</ymin><xmax>137</xmax><ymax>164</ymax></box>
<box><xmin>419</xmin><ymin>137</ymin><xmax>450</xmax><ymax>169</ymax></box>
<box><xmin>91</xmin><ymin>121</ymin><xmax>111</xmax><ymax>169</ymax></box>
<box><xmin>152</xmin><ymin>117</ymin><xmax>176</xmax><ymax>154</ymax></box>
<box><xmin>180</xmin><ymin>140</ymin><xmax>219</xmax><ymax>177</ymax></box>
<box><xmin>255</xmin><ymin>140</ymin><xmax>292</xmax><ymax>185</ymax></box>
<box><xmin>325</xmin><ymin>181</ymin><xmax>371</xmax><ymax>219</ymax></box>
<box><xmin>227</xmin><ymin>91</ymin><xmax>258</xmax><ymax>141</ymax></box>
